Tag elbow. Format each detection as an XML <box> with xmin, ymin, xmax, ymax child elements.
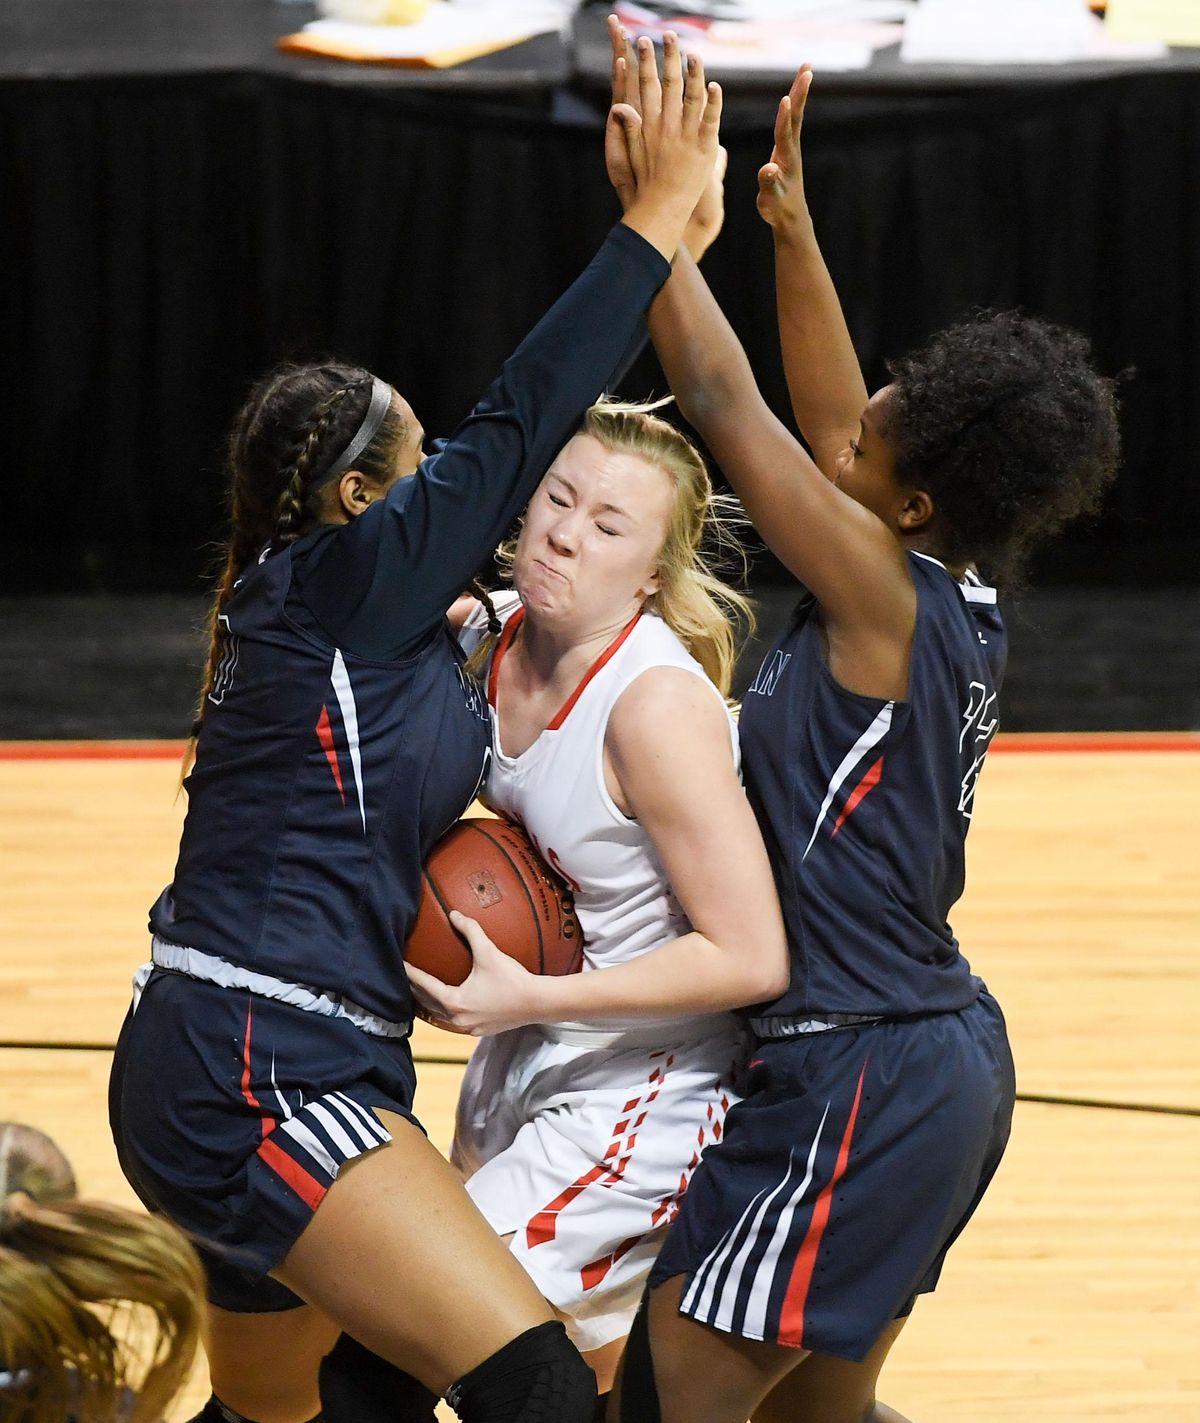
<box><xmin>753</xmin><ymin>936</ymin><xmax>791</xmax><ymax>1002</ymax></box>
<box><xmin>722</xmin><ymin>935</ymin><xmax>789</xmax><ymax>1007</ymax></box>
<box><xmin>672</xmin><ymin>365</ymin><xmax>741</xmax><ymax>432</ymax></box>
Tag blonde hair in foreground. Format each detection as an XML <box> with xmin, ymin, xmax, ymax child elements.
<box><xmin>0</xmin><ymin>1122</ymin><xmax>205</xmax><ymax>1423</ymax></box>
<box><xmin>475</xmin><ymin>398</ymin><xmax>754</xmax><ymax>696</ymax></box>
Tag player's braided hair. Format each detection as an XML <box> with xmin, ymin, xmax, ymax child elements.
<box><xmin>184</xmin><ymin>362</ymin><xmax>406</xmax><ymax>772</ymax></box>
<box><xmin>882</xmin><ymin>311</ymin><xmax>1121</xmax><ymax>586</ymax></box>
<box><xmin>0</xmin><ymin>1123</ymin><xmax>204</xmax><ymax>1423</ymax></box>
<box><xmin>468</xmin><ymin>398</ymin><xmax>754</xmax><ymax>697</ymax></box>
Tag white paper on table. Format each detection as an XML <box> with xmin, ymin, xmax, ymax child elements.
<box><xmin>304</xmin><ymin>2</ymin><xmax>564</xmax><ymax>58</ymax></box>
<box><xmin>901</xmin><ymin>0</ymin><xmax>1165</xmax><ymax>64</ymax></box>
<box><xmin>613</xmin><ymin>7</ymin><xmax>901</xmax><ymax>73</ymax></box>
<box><xmin>701</xmin><ymin>21</ymin><xmax>898</xmax><ymax>71</ymax></box>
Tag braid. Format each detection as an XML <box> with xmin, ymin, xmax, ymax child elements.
<box><xmin>182</xmin><ymin>362</ymin><xmax>401</xmax><ymax>772</ymax></box>
<box><xmin>274</xmin><ymin>377</ymin><xmax>372</xmax><ymax>546</ymax></box>
<box><xmin>468</xmin><ymin>579</ymin><xmax>502</xmax><ymax>636</ymax></box>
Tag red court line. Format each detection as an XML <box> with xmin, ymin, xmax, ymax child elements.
<box><xmin>0</xmin><ymin>733</ymin><xmax>1197</xmax><ymax>762</ymax></box>
<box><xmin>0</xmin><ymin>741</ymin><xmax>186</xmax><ymax>760</ymax></box>
<box><xmin>987</xmin><ymin>733</ymin><xmax>1200</xmax><ymax>753</ymax></box>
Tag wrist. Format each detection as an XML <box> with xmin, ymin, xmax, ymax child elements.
<box><xmin>771</xmin><ymin>210</ymin><xmax>817</xmax><ymax>249</ymax></box>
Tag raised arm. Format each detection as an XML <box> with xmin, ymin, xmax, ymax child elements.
<box><xmin>292</xmin><ymin>44</ymin><xmax>722</xmax><ymax>661</ymax></box>
<box><xmin>607</xmin><ymin>25</ymin><xmax>914</xmax><ymax>691</ymax></box>
<box><xmin>757</xmin><ymin>66</ymin><xmax>867</xmax><ymax>478</ymax></box>
<box><xmin>405</xmin><ymin>669</ymin><xmax>788</xmax><ymax>1034</ymax></box>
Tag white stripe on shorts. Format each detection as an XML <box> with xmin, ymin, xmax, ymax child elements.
<box><xmin>279</xmin><ymin>1116</ymin><xmax>341</xmax><ymax>1180</ymax></box>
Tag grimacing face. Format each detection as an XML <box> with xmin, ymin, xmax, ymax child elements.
<box><xmin>513</xmin><ymin>433</ymin><xmax>675</xmax><ymax>635</ymax></box>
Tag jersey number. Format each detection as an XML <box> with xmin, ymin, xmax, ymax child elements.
<box><xmin>958</xmin><ymin>680</ymin><xmax>998</xmax><ymax>819</ymax></box>
<box><xmin>208</xmin><ymin>615</ymin><xmax>240</xmax><ymax>707</ymax></box>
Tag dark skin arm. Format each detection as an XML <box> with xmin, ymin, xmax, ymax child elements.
<box><xmin>608</xmin><ymin>24</ymin><xmax>915</xmax><ymax>701</ymax></box>
<box><xmin>756</xmin><ymin>65</ymin><xmax>867</xmax><ymax>479</ymax></box>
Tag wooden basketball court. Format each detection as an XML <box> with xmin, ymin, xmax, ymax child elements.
<box><xmin>1</xmin><ymin>737</ymin><xmax>1197</xmax><ymax>1420</ymax></box>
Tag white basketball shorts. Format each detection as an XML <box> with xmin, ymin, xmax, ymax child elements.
<box><xmin>452</xmin><ymin>1019</ymin><xmax>744</xmax><ymax>1351</ymax></box>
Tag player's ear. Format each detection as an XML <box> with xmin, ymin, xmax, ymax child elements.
<box><xmin>898</xmin><ymin>486</ymin><xmax>934</xmax><ymax>533</ymax></box>
<box><xmin>639</xmin><ymin>566</ymin><xmax>661</xmax><ymax>601</ymax></box>
<box><xmin>337</xmin><ymin>470</ymin><xmax>376</xmax><ymax>519</ymax></box>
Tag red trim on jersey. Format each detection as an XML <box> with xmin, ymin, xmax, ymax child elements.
<box><xmin>487</xmin><ymin>608</ymin><xmax>525</xmax><ymax>708</ymax></box>
<box><xmin>777</xmin><ymin>1058</ymin><xmax>869</xmax><ymax>1347</ymax></box>
<box><xmin>547</xmin><ymin>611</ymin><xmax>643</xmax><ymax>730</ymax></box>
<box><xmin>315</xmin><ymin>704</ymin><xmax>346</xmax><ymax>805</ymax></box>
<box><xmin>486</xmin><ymin>607</ymin><xmax>644</xmax><ymax>732</ymax></box>
<box><xmin>831</xmin><ymin>756</ymin><xmax>884</xmax><ymax>838</ymax></box>
<box><xmin>257</xmin><ymin>1135</ymin><xmax>328</xmax><ymax>1211</ymax></box>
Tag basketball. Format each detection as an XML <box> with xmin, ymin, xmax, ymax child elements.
<box><xmin>407</xmin><ymin>818</ymin><xmax>582</xmax><ymax>994</ymax></box>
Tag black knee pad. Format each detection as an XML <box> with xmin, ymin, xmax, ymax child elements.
<box><xmin>618</xmin><ymin>1295</ymin><xmax>661</xmax><ymax>1423</ymax></box>
<box><xmin>319</xmin><ymin>1333</ymin><xmax>438</xmax><ymax>1423</ymax></box>
<box><xmin>446</xmin><ymin>1320</ymin><xmax>595</xmax><ymax>1423</ymax></box>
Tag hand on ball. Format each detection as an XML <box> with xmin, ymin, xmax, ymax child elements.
<box><xmin>405</xmin><ymin>910</ymin><xmax>549</xmax><ymax>1036</ymax></box>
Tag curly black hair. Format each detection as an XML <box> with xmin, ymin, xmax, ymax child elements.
<box><xmin>882</xmin><ymin>311</ymin><xmax>1121</xmax><ymax>586</ymax></box>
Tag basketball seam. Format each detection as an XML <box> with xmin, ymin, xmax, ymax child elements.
<box><xmin>419</xmin><ymin>868</ymin><xmax>470</xmax><ymax>989</ymax></box>
<box><xmin>467</xmin><ymin>821</ymin><xmax>546</xmax><ymax>974</ymax></box>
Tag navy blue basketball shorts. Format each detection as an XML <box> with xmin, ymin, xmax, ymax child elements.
<box><xmin>109</xmin><ymin>968</ymin><xmax>420</xmax><ymax>1313</ymax></box>
<box><xmin>648</xmin><ymin>992</ymin><xmax>1015</xmax><ymax>1362</ymax></box>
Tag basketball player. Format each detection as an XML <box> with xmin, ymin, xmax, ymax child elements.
<box><xmin>593</xmin><ymin>31</ymin><xmax>1122</xmax><ymax>1423</ymax></box>
<box><xmin>409</xmin><ymin>395</ymin><xmax>788</xmax><ymax>1414</ymax></box>
<box><xmin>107</xmin><ymin>48</ymin><xmax>725</xmax><ymax>1423</ymax></box>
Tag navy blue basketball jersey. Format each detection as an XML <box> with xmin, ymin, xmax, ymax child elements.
<box><xmin>149</xmin><ymin>223</ymin><xmax>670</xmax><ymax>1028</ymax></box>
<box><xmin>739</xmin><ymin>551</ymin><xmax>1007</xmax><ymax>1023</ymax></box>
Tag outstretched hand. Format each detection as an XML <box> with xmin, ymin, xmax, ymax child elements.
<box><xmin>603</xmin><ymin>14</ymin><xmax>722</xmax><ymax>261</ymax></box>
<box><xmin>607</xmin><ymin>15</ymin><xmax>727</xmax><ymax>261</ymax></box>
<box><xmin>405</xmin><ymin>911</ymin><xmax>547</xmax><ymax>1036</ymax></box>
<box><xmin>757</xmin><ymin>65</ymin><xmax>814</xmax><ymax>231</ymax></box>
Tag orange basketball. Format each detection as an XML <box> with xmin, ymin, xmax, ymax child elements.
<box><xmin>407</xmin><ymin>818</ymin><xmax>583</xmax><ymax>996</ymax></box>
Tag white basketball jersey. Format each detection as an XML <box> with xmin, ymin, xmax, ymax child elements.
<box><xmin>462</xmin><ymin>593</ymin><xmax>740</xmax><ymax>1039</ymax></box>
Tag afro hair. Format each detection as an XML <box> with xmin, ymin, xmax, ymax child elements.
<box><xmin>883</xmin><ymin>312</ymin><xmax>1121</xmax><ymax>585</ymax></box>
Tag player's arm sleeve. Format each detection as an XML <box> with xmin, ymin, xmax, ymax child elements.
<box><xmin>292</xmin><ymin>224</ymin><xmax>670</xmax><ymax>661</ymax></box>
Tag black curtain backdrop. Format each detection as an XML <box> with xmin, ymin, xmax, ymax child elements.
<box><xmin>2</xmin><ymin>5</ymin><xmax>1198</xmax><ymax>592</ymax></box>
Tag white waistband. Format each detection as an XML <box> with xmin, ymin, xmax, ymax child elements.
<box><xmin>145</xmin><ymin>938</ymin><xmax>411</xmax><ymax>1040</ymax></box>
<box><xmin>539</xmin><ymin>1013</ymin><xmax>734</xmax><ymax>1051</ymax></box>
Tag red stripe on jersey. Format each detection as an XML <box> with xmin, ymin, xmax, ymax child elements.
<box><xmin>258</xmin><ymin>1134</ymin><xmax>328</xmax><ymax>1211</ymax></box>
<box><xmin>831</xmin><ymin>756</ymin><xmax>884</xmax><ymax>837</ymax></box>
<box><xmin>316</xmin><ymin>704</ymin><xmax>346</xmax><ymax>805</ymax></box>
<box><xmin>777</xmin><ymin>1058</ymin><xmax>869</xmax><ymax>1347</ymax></box>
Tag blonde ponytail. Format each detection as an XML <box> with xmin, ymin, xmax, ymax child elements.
<box><xmin>0</xmin><ymin>1125</ymin><xmax>204</xmax><ymax>1423</ymax></box>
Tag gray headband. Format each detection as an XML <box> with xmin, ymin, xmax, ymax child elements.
<box><xmin>322</xmin><ymin>375</ymin><xmax>394</xmax><ymax>483</ymax></box>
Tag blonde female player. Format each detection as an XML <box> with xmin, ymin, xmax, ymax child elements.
<box><xmin>407</xmin><ymin>392</ymin><xmax>789</xmax><ymax>1417</ymax></box>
